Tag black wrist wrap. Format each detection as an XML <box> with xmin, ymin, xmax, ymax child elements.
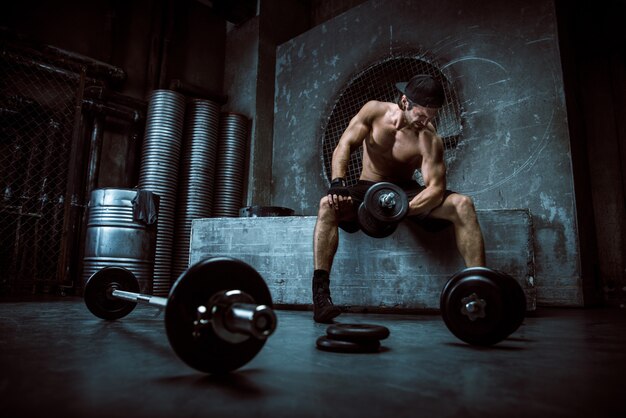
<box><xmin>327</xmin><ymin>177</ymin><xmax>350</xmax><ymax>197</ymax></box>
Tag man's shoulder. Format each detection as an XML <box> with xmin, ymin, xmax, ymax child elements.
<box><xmin>418</xmin><ymin>126</ymin><xmax>444</xmax><ymax>155</ymax></box>
<box><xmin>362</xmin><ymin>100</ymin><xmax>393</xmax><ymax>110</ymax></box>
<box><xmin>360</xmin><ymin>100</ymin><xmax>393</xmax><ymax>120</ymax></box>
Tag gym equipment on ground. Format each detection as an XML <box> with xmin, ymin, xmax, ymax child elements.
<box><xmin>84</xmin><ymin>257</ymin><xmax>277</xmax><ymax>374</ymax></box>
<box><xmin>316</xmin><ymin>336</ymin><xmax>381</xmax><ymax>353</ymax></box>
<box><xmin>357</xmin><ymin>182</ymin><xmax>409</xmax><ymax>238</ymax></box>
<box><xmin>440</xmin><ymin>267</ymin><xmax>526</xmax><ymax>346</ymax></box>
<box><xmin>316</xmin><ymin>323</ymin><xmax>390</xmax><ymax>353</ymax></box>
<box><xmin>326</xmin><ymin>323</ymin><xmax>390</xmax><ymax>342</ymax></box>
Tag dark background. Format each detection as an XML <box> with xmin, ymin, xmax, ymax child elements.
<box><xmin>0</xmin><ymin>0</ymin><xmax>624</xmax><ymax>307</ymax></box>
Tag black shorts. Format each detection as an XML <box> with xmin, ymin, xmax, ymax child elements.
<box><xmin>338</xmin><ymin>180</ymin><xmax>455</xmax><ymax>234</ymax></box>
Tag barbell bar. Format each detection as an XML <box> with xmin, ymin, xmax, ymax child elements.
<box><xmin>84</xmin><ymin>257</ymin><xmax>277</xmax><ymax>374</ymax></box>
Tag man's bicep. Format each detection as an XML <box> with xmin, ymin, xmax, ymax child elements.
<box><xmin>421</xmin><ymin>159</ymin><xmax>446</xmax><ymax>188</ymax></box>
<box><xmin>420</xmin><ymin>139</ymin><xmax>446</xmax><ymax>189</ymax></box>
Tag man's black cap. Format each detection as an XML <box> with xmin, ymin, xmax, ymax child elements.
<box><xmin>395</xmin><ymin>74</ymin><xmax>445</xmax><ymax>108</ymax></box>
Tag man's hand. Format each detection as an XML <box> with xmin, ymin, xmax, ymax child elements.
<box><xmin>327</xmin><ymin>177</ymin><xmax>352</xmax><ymax>211</ymax></box>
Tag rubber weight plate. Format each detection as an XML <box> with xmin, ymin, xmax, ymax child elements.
<box><xmin>362</xmin><ymin>182</ymin><xmax>409</xmax><ymax>223</ymax></box>
<box><xmin>358</xmin><ymin>203</ymin><xmax>398</xmax><ymax>238</ymax></box>
<box><xmin>440</xmin><ymin>267</ymin><xmax>509</xmax><ymax>346</ymax></box>
<box><xmin>326</xmin><ymin>323</ymin><xmax>390</xmax><ymax>343</ymax></box>
<box><xmin>84</xmin><ymin>267</ymin><xmax>140</xmax><ymax>320</ymax></box>
<box><xmin>316</xmin><ymin>336</ymin><xmax>381</xmax><ymax>353</ymax></box>
<box><xmin>165</xmin><ymin>257</ymin><xmax>274</xmax><ymax>374</ymax></box>
<box><xmin>494</xmin><ymin>270</ymin><xmax>527</xmax><ymax>337</ymax></box>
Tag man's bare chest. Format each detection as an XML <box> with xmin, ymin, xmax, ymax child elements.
<box><xmin>368</xmin><ymin>125</ymin><xmax>423</xmax><ymax>165</ymax></box>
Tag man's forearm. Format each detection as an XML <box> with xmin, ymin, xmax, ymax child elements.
<box><xmin>331</xmin><ymin>144</ymin><xmax>351</xmax><ymax>179</ymax></box>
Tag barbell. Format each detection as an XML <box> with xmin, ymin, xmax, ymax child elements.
<box><xmin>84</xmin><ymin>257</ymin><xmax>277</xmax><ymax>374</ymax></box>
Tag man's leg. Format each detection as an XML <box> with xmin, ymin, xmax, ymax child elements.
<box><xmin>311</xmin><ymin>196</ymin><xmax>346</xmax><ymax>323</ymax></box>
<box><xmin>429</xmin><ymin>193</ymin><xmax>486</xmax><ymax>267</ymax></box>
<box><xmin>314</xmin><ymin>197</ymin><xmax>340</xmax><ymax>272</ymax></box>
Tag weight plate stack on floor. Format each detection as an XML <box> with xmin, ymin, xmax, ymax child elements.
<box><xmin>212</xmin><ymin>113</ymin><xmax>249</xmax><ymax>217</ymax></box>
<box><xmin>316</xmin><ymin>323</ymin><xmax>390</xmax><ymax>353</ymax></box>
<box><xmin>172</xmin><ymin>98</ymin><xmax>220</xmax><ymax>280</ymax></box>
<box><xmin>138</xmin><ymin>90</ymin><xmax>186</xmax><ymax>296</ymax></box>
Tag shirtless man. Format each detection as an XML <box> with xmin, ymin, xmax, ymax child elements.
<box><xmin>312</xmin><ymin>74</ymin><xmax>486</xmax><ymax>323</ymax></box>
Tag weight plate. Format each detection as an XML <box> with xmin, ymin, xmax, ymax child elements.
<box><xmin>326</xmin><ymin>323</ymin><xmax>390</xmax><ymax>342</ymax></box>
<box><xmin>84</xmin><ymin>267</ymin><xmax>140</xmax><ymax>320</ymax></box>
<box><xmin>363</xmin><ymin>182</ymin><xmax>409</xmax><ymax>223</ymax></box>
<box><xmin>358</xmin><ymin>203</ymin><xmax>398</xmax><ymax>238</ymax></box>
<box><xmin>165</xmin><ymin>257</ymin><xmax>274</xmax><ymax>374</ymax></box>
<box><xmin>494</xmin><ymin>270</ymin><xmax>527</xmax><ymax>337</ymax></box>
<box><xmin>316</xmin><ymin>336</ymin><xmax>381</xmax><ymax>353</ymax></box>
<box><xmin>440</xmin><ymin>267</ymin><xmax>509</xmax><ymax>346</ymax></box>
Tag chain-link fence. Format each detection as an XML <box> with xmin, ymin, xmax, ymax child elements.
<box><xmin>0</xmin><ymin>43</ymin><xmax>85</xmax><ymax>294</ymax></box>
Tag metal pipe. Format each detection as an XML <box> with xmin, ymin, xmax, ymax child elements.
<box><xmin>57</xmin><ymin>69</ymin><xmax>88</xmax><ymax>290</ymax></box>
<box><xmin>1</xmin><ymin>49</ymin><xmax>104</xmax><ymax>87</ymax></box>
<box><xmin>82</xmin><ymin>98</ymin><xmax>143</xmax><ymax>123</ymax></box>
<box><xmin>84</xmin><ymin>86</ymin><xmax>147</xmax><ymax>111</ymax></box>
<box><xmin>168</xmin><ymin>79</ymin><xmax>228</xmax><ymax>104</ymax></box>
<box><xmin>1</xmin><ymin>29</ymin><xmax>126</xmax><ymax>84</ymax></box>
<box><xmin>85</xmin><ymin>116</ymin><xmax>104</xmax><ymax>196</ymax></box>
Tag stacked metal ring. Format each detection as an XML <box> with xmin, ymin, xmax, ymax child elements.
<box><xmin>172</xmin><ymin>98</ymin><xmax>221</xmax><ymax>279</ymax></box>
<box><xmin>138</xmin><ymin>90</ymin><xmax>186</xmax><ymax>296</ymax></box>
<box><xmin>212</xmin><ymin>112</ymin><xmax>249</xmax><ymax>217</ymax></box>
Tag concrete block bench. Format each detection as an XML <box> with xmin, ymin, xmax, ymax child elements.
<box><xmin>190</xmin><ymin>209</ymin><xmax>536</xmax><ymax>312</ymax></box>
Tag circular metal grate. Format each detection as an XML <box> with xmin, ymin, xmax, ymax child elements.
<box><xmin>321</xmin><ymin>53</ymin><xmax>462</xmax><ymax>187</ymax></box>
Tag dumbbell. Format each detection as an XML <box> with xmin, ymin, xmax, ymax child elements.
<box><xmin>357</xmin><ymin>182</ymin><xmax>410</xmax><ymax>238</ymax></box>
<box><xmin>440</xmin><ymin>267</ymin><xmax>526</xmax><ymax>346</ymax></box>
<box><xmin>84</xmin><ymin>257</ymin><xmax>277</xmax><ymax>374</ymax></box>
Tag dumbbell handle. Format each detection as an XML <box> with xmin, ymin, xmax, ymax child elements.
<box><xmin>379</xmin><ymin>192</ymin><xmax>397</xmax><ymax>209</ymax></box>
<box><xmin>111</xmin><ymin>289</ymin><xmax>168</xmax><ymax>308</ymax></box>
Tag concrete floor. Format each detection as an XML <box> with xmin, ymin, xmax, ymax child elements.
<box><xmin>0</xmin><ymin>298</ymin><xmax>625</xmax><ymax>418</ymax></box>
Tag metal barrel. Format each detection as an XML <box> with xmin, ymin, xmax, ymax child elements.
<box><xmin>172</xmin><ymin>98</ymin><xmax>220</xmax><ymax>279</ymax></box>
<box><xmin>82</xmin><ymin>188</ymin><xmax>159</xmax><ymax>294</ymax></box>
<box><xmin>212</xmin><ymin>112</ymin><xmax>249</xmax><ymax>217</ymax></box>
<box><xmin>138</xmin><ymin>90</ymin><xmax>186</xmax><ymax>296</ymax></box>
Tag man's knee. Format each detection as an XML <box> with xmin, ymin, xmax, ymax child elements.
<box><xmin>318</xmin><ymin>196</ymin><xmax>336</xmax><ymax>221</ymax></box>
<box><xmin>318</xmin><ymin>196</ymin><xmax>330</xmax><ymax>213</ymax></box>
<box><xmin>453</xmin><ymin>194</ymin><xmax>477</xmax><ymax>221</ymax></box>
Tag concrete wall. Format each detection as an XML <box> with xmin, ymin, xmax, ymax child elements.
<box><xmin>222</xmin><ymin>0</ymin><xmax>312</xmax><ymax>207</ymax></box>
<box><xmin>190</xmin><ymin>210</ymin><xmax>535</xmax><ymax>311</ymax></box>
<box><xmin>556</xmin><ymin>2</ymin><xmax>626</xmax><ymax>308</ymax></box>
<box><xmin>272</xmin><ymin>0</ymin><xmax>580</xmax><ymax>306</ymax></box>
